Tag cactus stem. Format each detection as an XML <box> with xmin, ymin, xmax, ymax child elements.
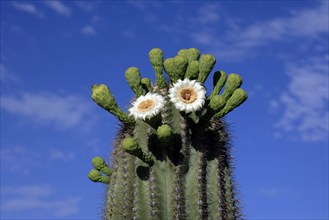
<box><xmin>121</xmin><ymin>154</ymin><xmax>129</xmax><ymax>218</ymax></box>
<box><xmin>160</xmin><ymin>88</ymin><xmax>170</xmax><ymax>125</ymax></box>
<box><xmin>131</xmin><ymin>158</ymin><xmax>138</xmax><ymax>220</ymax></box>
<box><xmin>197</xmin><ymin>152</ymin><xmax>208</xmax><ymax>219</ymax></box>
<box><xmin>133</xmin><ymin>123</ymin><xmax>152</xmax><ymax>219</ymax></box>
<box><xmin>91</xmin><ymin>48</ymin><xmax>247</xmax><ymax>220</ymax></box>
<box><xmin>173</xmin><ymin>114</ymin><xmax>189</xmax><ymax>219</ymax></box>
<box><xmin>149</xmin><ymin>167</ymin><xmax>158</xmax><ymax>219</ymax></box>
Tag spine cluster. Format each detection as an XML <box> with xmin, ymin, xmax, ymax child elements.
<box><xmin>88</xmin><ymin>48</ymin><xmax>247</xmax><ymax>219</ymax></box>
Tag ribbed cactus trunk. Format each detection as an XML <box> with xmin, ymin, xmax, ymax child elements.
<box><xmin>89</xmin><ymin>48</ymin><xmax>247</xmax><ymax>220</ymax></box>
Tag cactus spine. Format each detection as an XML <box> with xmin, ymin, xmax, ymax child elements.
<box><xmin>89</xmin><ymin>48</ymin><xmax>247</xmax><ymax>220</ymax></box>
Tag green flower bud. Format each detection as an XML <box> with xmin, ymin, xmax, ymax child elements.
<box><xmin>185</xmin><ymin>60</ymin><xmax>199</xmax><ymax>79</ymax></box>
<box><xmin>88</xmin><ymin>169</ymin><xmax>110</xmax><ymax>184</ymax></box>
<box><xmin>222</xmin><ymin>74</ymin><xmax>242</xmax><ymax>101</ymax></box>
<box><xmin>149</xmin><ymin>48</ymin><xmax>163</xmax><ymax>67</ymax></box>
<box><xmin>209</xmin><ymin>95</ymin><xmax>226</xmax><ymax>112</ymax></box>
<box><xmin>125</xmin><ymin>67</ymin><xmax>143</xmax><ymax>97</ymax></box>
<box><xmin>200</xmin><ymin>95</ymin><xmax>226</xmax><ymax>124</ymax></box>
<box><xmin>149</xmin><ymin>48</ymin><xmax>166</xmax><ymax>88</ymax></box>
<box><xmin>88</xmin><ymin>169</ymin><xmax>101</xmax><ymax>182</ymax></box>
<box><xmin>187</xmin><ymin>48</ymin><xmax>200</xmax><ymax>62</ymax></box>
<box><xmin>141</xmin><ymin>77</ymin><xmax>152</xmax><ymax>93</ymax></box>
<box><xmin>164</xmin><ymin>58</ymin><xmax>176</xmax><ymax>82</ymax></box>
<box><xmin>122</xmin><ymin>137</ymin><xmax>138</xmax><ymax>152</ymax></box>
<box><xmin>91</xmin><ymin>156</ymin><xmax>112</xmax><ymax>176</ymax></box>
<box><xmin>91</xmin><ymin>84</ymin><xmax>135</xmax><ymax>125</ymax></box>
<box><xmin>198</xmin><ymin>54</ymin><xmax>216</xmax><ymax>84</ymax></box>
<box><xmin>122</xmin><ymin>137</ymin><xmax>154</xmax><ymax>165</ymax></box>
<box><xmin>174</xmin><ymin>55</ymin><xmax>188</xmax><ymax>80</ymax></box>
<box><xmin>92</xmin><ymin>84</ymin><xmax>117</xmax><ymax>111</ymax></box>
<box><xmin>177</xmin><ymin>48</ymin><xmax>188</xmax><ymax>58</ymax></box>
<box><xmin>157</xmin><ymin>124</ymin><xmax>172</xmax><ymax>141</ymax></box>
<box><xmin>216</xmin><ymin>88</ymin><xmax>247</xmax><ymax>117</ymax></box>
<box><xmin>209</xmin><ymin>70</ymin><xmax>227</xmax><ymax>100</ymax></box>
<box><xmin>213</xmin><ymin>71</ymin><xmax>221</xmax><ymax>87</ymax></box>
<box><xmin>227</xmin><ymin>88</ymin><xmax>247</xmax><ymax>109</ymax></box>
<box><xmin>92</xmin><ymin>156</ymin><xmax>106</xmax><ymax>170</ymax></box>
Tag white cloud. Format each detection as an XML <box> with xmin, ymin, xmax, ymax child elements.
<box><xmin>81</xmin><ymin>25</ymin><xmax>96</xmax><ymax>36</ymax></box>
<box><xmin>44</xmin><ymin>0</ymin><xmax>71</xmax><ymax>17</ymax></box>
<box><xmin>0</xmin><ymin>92</ymin><xmax>95</xmax><ymax>130</ymax></box>
<box><xmin>273</xmin><ymin>55</ymin><xmax>329</xmax><ymax>142</ymax></box>
<box><xmin>12</xmin><ymin>2</ymin><xmax>44</xmax><ymax>18</ymax></box>
<box><xmin>1</xmin><ymin>185</ymin><xmax>80</xmax><ymax>217</ymax></box>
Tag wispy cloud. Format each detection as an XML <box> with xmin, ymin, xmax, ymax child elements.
<box><xmin>81</xmin><ymin>25</ymin><xmax>96</xmax><ymax>36</ymax></box>
<box><xmin>1</xmin><ymin>146</ymin><xmax>76</xmax><ymax>175</ymax></box>
<box><xmin>49</xmin><ymin>149</ymin><xmax>75</xmax><ymax>161</ymax></box>
<box><xmin>258</xmin><ymin>187</ymin><xmax>281</xmax><ymax>198</ymax></box>
<box><xmin>152</xmin><ymin>2</ymin><xmax>328</xmax><ymax>62</ymax></box>
<box><xmin>127</xmin><ymin>1</ymin><xmax>146</xmax><ymax>10</ymax></box>
<box><xmin>75</xmin><ymin>1</ymin><xmax>97</xmax><ymax>12</ymax></box>
<box><xmin>1</xmin><ymin>185</ymin><xmax>80</xmax><ymax>217</ymax></box>
<box><xmin>127</xmin><ymin>1</ymin><xmax>162</xmax><ymax>11</ymax></box>
<box><xmin>121</xmin><ymin>29</ymin><xmax>135</xmax><ymax>38</ymax></box>
<box><xmin>258</xmin><ymin>187</ymin><xmax>302</xmax><ymax>198</ymax></box>
<box><xmin>0</xmin><ymin>64</ymin><xmax>20</xmax><ymax>82</ymax></box>
<box><xmin>1</xmin><ymin>146</ymin><xmax>42</xmax><ymax>175</ymax></box>
<box><xmin>11</xmin><ymin>2</ymin><xmax>44</xmax><ymax>18</ymax></box>
<box><xmin>0</xmin><ymin>92</ymin><xmax>96</xmax><ymax>131</ymax></box>
<box><xmin>190</xmin><ymin>3</ymin><xmax>220</xmax><ymax>24</ymax></box>
<box><xmin>193</xmin><ymin>2</ymin><xmax>328</xmax><ymax>61</ymax></box>
<box><xmin>1</xmin><ymin>185</ymin><xmax>53</xmax><ymax>197</ymax></box>
<box><xmin>272</xmin><ymin>55</ymin><xmax>329</xmax><ymax>142</ymax></box>
<box><xmin>44</xmin><ymin>0</ymin><xmax>71</xmax><ymax>17</ymax></box>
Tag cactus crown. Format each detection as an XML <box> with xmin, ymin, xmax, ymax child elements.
<box><xmin>89</xmin><ymin>48</ymin><xmax>247</xmax><ymax>219</ymax></box>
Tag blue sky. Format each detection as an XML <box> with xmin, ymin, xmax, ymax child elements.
<box><xmin>0</xmin><ymin>1</ymin><xmax>328</xmax><ymax>219</ymax></box>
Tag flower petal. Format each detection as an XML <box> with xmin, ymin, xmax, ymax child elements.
<box><xmin>169</xmin><ymin>78</ymin><xmax>206</xmax><ymax>113</ymax></box>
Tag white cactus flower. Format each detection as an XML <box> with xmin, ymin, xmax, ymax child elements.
<box><xmin>128</xmin><ymin>93</ymin><xmax>165</xmax><ymax>120</ymax></box>
<box><xmin>169</xmin><ymin>78</ymin><xmax>206</xmax><ymax>113</ymax></box>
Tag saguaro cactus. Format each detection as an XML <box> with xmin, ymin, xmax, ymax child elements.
<box><xmin>88</xmin><ymin>48</ymin><xmax>247</xmax><ymax>220</ymax></box>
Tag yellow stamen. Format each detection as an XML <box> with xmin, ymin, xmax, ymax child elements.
<box><xmin>137</xmin><ymin>99</ymin><xmax>156</xmax><ymax>112</ymax></box>
<box><xmin>179</xmin><ymin>88</ymin><xmax>197</xmax><ymax>104</ymax></box>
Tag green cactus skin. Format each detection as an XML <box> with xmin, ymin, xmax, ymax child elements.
<box><xmin>89</xmin><ymin>48</ymin><xmax>247</xmax><ymax>220</ymax></box>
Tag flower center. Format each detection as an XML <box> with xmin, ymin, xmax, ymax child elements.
<box><xmin>137</xmin><ymin>99</ymin><xmax>156</xmax><ymax>112</ymax></box>
<box><xmin>179</xmin><ymin>88</ymin><xmax>197</xmax><ymax>104</ymax></box>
